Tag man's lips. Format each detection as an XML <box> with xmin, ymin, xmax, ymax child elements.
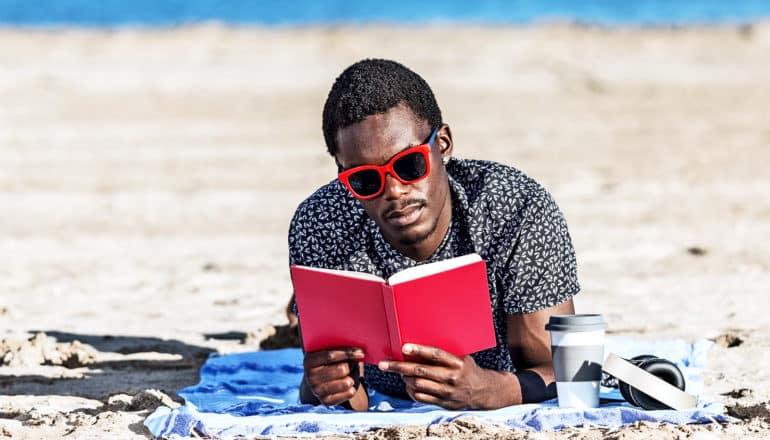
<box><xmin>384</xmin><ymin>204</ymin><xmax>424</xmax><ymax>227</ymax></box>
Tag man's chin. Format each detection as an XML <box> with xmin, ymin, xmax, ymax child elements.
<box><xmin>377</xmin><ymin>211</ymin><xmax>441</xmax><ymax>250</ymax></box>
<box><xmin>391</xmin><ymin>221</ymin><xmax>437</xmax><ymax>247</ymax></box>
<box><xmin>396</xmin><ymin>229</ymin><xmax>432</xmax><ymax>246</ymax></box>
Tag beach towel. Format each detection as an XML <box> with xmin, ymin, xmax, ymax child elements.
<box><xmin>145</xmin><ymin>336</ymin><xmax>732</xmax><ymax>439</ymax></box>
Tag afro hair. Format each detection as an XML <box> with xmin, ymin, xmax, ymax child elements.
<box><xmin>322</xmin><ymin>59</ymin><xmax>443</xmax><ymax>156</ymax></box>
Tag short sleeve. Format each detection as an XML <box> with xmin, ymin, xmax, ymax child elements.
<box><xmin>500</xmin><ymin>191</ymin><xmax>579</xmax><ymax>314</ymax></box>
<box><xmin>287</xmin><ymin>180</ymin><xmax>368</xmax><ymax>268</ymax></box>
<box><xmin>286</xmin><ymin>181</ymin><xmax>368</xmax><ymax>317</ymax></box>
<box><xmin>288</xmin><ymin>207</ymin><xmax>310</xmax><ymax>268</ymax></box>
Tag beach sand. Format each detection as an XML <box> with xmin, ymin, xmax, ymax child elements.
<box><xmin>1</xmin><ymin>23</ymin><xmax>769</xmax><ymax>439</ymax></box>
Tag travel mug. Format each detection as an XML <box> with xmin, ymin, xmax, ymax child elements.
<box><xmin>545</xmin><ymin>314</ymin><xmax>607</xmax><ymax>408</ymax></box>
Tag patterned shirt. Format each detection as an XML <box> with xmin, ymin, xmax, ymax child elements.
<box><xmin>289</xmin><ymin>158</ymin><xmax>580</xmax><ymax>398</ymax></box>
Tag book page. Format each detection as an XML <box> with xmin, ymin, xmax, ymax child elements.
<box><xmin>291</xmin><ymin>265</ymin><xmax>385</xmax><ymax>282</ymax></box>
<box><xmin>387</xmin><ymin>253</ymin><xmax>481</xmax><ymax>285</ymax></box>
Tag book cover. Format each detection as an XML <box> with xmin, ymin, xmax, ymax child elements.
<box><xmin>291</xmin><ymin>253</ymin><xmax>496</xmax><ymax>365</ymax></box>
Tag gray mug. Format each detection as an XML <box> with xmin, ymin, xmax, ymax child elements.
<box><xmin>546</xmin><ymin>314</ymin><xmax>607</xmax><ymax>408</ymax></box>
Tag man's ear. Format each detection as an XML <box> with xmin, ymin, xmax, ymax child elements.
<box><xmin>437</xmin><ymin>124</ymin><xmax>454</xmax><ymax>161</ymax></box>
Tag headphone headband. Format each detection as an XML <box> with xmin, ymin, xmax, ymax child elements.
<box><xmin>603</xmin><ymin>353</ymin><xmax>697</xmax><ymax>410</ymax></box>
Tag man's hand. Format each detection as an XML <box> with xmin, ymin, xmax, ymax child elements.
<box><xmin>378</xmin><ymin>343</ymin><xmax>505</xmax><ymax>410</ymax></box>
<box><xmin>302</xmin><ymin>347</ymin><xmax>364</xmax><ymax>407</ymax></box>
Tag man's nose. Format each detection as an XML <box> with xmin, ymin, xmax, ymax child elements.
<box><xmin>381</xmin><ymin>172</ymin><xmax>409</xmax><ymax>199</ymax></box>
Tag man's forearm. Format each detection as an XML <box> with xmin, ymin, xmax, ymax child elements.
<box><xmin>474</xmin><ymin>367</ymin><xmax>555</xmax><ymax>409</ymax></box>
<box><xmin>474</xmin><ymin>369</ymin><xmax>521</xmax><ymax>408</ymax></box>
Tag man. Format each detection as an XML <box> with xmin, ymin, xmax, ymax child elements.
<box><xmin>288</xmin><ymin>59</ymin><xmax>578</xmax><ymax>411</ymax></box>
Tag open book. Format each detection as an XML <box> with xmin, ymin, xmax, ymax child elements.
<box><xmin>291</xmin><ymin>253</ymin><xmax>496</xmax><ymax>365</ymax></box>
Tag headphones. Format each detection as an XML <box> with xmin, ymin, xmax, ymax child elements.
<box><xmin>604</xmin><ymin>354</ymin><xmax>687</xmax><ymax>410</ymax></box>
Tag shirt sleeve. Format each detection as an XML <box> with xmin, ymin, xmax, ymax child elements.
<box><xmin>287</xmin><ymin>182</ymin><xmax>362</xmax><ymax>317</ymax></box>
<box><xmin>287</xmin><ymin>210</ymin><xmax>306</xmax><ymax>268</ymax></box>
<box><xmin>500</xmin><ymin>191</ymin><xmax>580</xmax><ymax>314</ymax></box>
<box><xmin>288</xmin><ymin>204</ymin><xmax>314</xmax><ymax>317</ymax></box>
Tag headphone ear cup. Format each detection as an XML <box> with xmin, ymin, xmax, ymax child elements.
<box><xmin>626</xmin><ymin>358</ymin><xmax>686</xmax><ymax>410</ymax></box>
<box><xmin>618</xmin><ymin>355</ymin><xmax>656</xmax><ymax>405</ymax></box>
<box><xmin>618</xmin><ymin>379</ymin><xmax>634</xmax><ymax>404</ymax></box>
<box><xmin>630</xmin><ymin>355</ymin><xmax>658</xmax><ymax>364</ymax></box>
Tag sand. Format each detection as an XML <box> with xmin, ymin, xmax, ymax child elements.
<box><xmin>1</xmin><ymin>23</ymin><xmax>769</xmax><ymax>439</ymax></box>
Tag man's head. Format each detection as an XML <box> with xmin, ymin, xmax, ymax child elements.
<box><xmin>322</xmin><ymin>59</ymin><xmax>443</xmax><ymax>157</ymax></box>
<box><xmin>322</xmin><ymin>59</ymin><xmax>454</xmax><ymax>261</ymax></box>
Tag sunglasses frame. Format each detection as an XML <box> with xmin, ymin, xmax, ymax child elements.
<box><xmin>338</xmin><ymin>126</ymin><xmax>439</xmax><ymax>200</ymax></box>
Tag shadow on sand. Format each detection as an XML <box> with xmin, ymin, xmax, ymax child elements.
<box><xmin>0</xmin><ymin>324</ymin><xmax>301</xmax><ymax>403</ymax></box>
<box><xmin>0</xmin><ymin>331</ymin><xmax>215</xmax><ymax>401</ymax></box>
<box><xmin>203</xmin><ymin>324</ymin><xmax>301</xmax><ymax>350</ymax></box>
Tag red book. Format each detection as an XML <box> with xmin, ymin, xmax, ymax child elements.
<box><xmin>291</xmin><ymin>253</ymin><xmax>496</xmax><ymax>365</ymax></box>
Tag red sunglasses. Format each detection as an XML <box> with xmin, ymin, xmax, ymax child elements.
<box><xmin>338</xmin><ymin>126</ymin><xmax>439</xmax><ymax>200</ymax></box>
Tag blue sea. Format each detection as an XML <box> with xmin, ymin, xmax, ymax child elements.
<box><xmin>1</xmin><ymin>0</ymin><xmax>769</xmax><ymax>27</ymax></box>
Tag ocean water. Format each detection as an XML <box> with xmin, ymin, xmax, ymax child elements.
<box><xmin>0</xmin><ymin>0</ymin><xmax>769</xmax><ymax>27</ymax></box>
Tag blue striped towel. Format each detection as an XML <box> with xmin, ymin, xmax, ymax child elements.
<box><xmin>145</xmin><ymin>337</ymin><xmax>732</xmax><ymax>438</ymax></box>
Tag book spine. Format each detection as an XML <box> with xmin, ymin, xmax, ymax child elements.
<box><xmin>381</xmin><ymin>284</ymin><xmax>403</xmax><ymax>361</ymax></box>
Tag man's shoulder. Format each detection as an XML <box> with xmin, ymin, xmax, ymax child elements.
<box><xmin>449</xmin><ymin>158</ymin><xmax>568</xmax><ymax>255</ymax></box>
<box><xmin>288</xmin><ymin>180</ymin><xmax>368</xmax><ymax>266</ymax></box>
<box><xmin>449</xmin><ymin>158</ymin><xmax>550</xmax><ymax>210</ymax></box>
<box><xmin>291</xmin><ymin>180</ymin><xmax>366</xmax><ymax>229</ymax></box>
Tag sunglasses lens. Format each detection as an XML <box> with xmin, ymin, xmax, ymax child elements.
<box><xmin>348</xmin><ymin>169</ymin><xmax>382</xmax><ymax>197</ymax></box>
<box><xmin>393</xmin><ymin>151</ymin><xmax>428</xmax><ymax>181</ymax></box>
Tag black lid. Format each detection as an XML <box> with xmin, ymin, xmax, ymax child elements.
<box><xmin>545</xmin><ymin>314</ymin><xmax>607</xmax><ymax>332</ymax></box>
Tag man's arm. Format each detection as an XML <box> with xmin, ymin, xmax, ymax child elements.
<box><xmin>506</xmin><ymin>298</ymin><xmax>574</xmax><ymax>403</ymax></box>
<box><xmin>298</xmin><ymin>322</ymin><xmax>369</xmax><ymax>411</ymax></box>
<box><xmin>377</xmin><ymin>298</ymin><xmax>574</xmax><ymax>409</ymax></box>
<box><xmin>300</xmin><ymin>359</ymin><xmax>369</xmax><ymax>410</ymax></box>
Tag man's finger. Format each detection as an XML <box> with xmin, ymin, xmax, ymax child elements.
<box><xmin>402</xmin><ymin>375</ymin><xmax>452</xmax><ymax>399</ymax></box>
<box><xmin>406</xmin><ymin>382</ymin><xmax>465</xmax><ymax>410</ymax></box>
<box><xmin>407</xmin><ymin>387</ymin><xmax>450</xmax><ymax>407</ymax></box>
<box><xmin>306</xmin><ymin>361</ymin><xmax>351</xmax><ymax>384</ymax></box>
<box><xmin>304</xmin><ymin>348</ymin><xmax>364</xmax><ymax>368</ymax></box>
<box><xmin>401</xmin><ymin>344</ymin><xmax>463</xmax><ymax>368</ymax></box>
<box><xmin>378</xmin><ymin>360</ymin><xmax>454</xmax><ymax>383</ymax></box>
<box><xmin>319</xmin><ymin>387</ymin><xmax>359</xmax><ymax>407</ymax></box>
<box><xmin>312</xmin><ymin>376</ymin><xmax>357</xmax><ymax>399</ymax></box>
<box><xmin>413</xmin><ymin>392</ymin><xmax>465</xmax><ymax>410</ymax></box>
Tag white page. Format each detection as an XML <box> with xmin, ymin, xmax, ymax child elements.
<box><xmin>387</xmin><ymin>253</ymin><xmax>481</xmax><ymax>285</ymax></box>
<box><xmin>294</xmin><ymin>266</ymin><xmax>385</xmax><ymax>282</ymax></box>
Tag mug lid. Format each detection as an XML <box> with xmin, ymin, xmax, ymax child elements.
<box><xmin>545</xmin><ymin>314</ymin><xmax>607</xmax><ymax>332</ymax></box>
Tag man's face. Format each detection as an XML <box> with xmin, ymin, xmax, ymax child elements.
<box><xmin>335</xmin><ymin>104</ymin><xmax>452</xmax><ymax>258</ymax></box>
